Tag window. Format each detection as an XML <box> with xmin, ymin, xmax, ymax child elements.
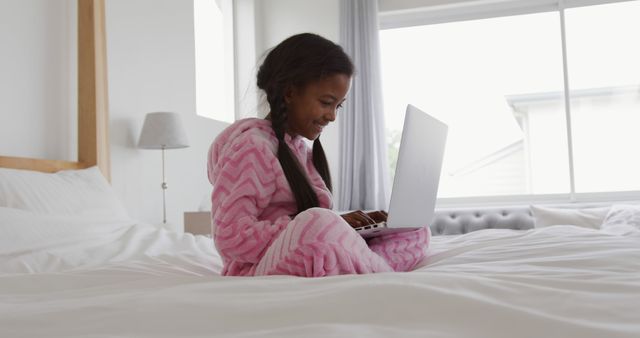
<box><xmin>379</xmin><ymin>0</ymin><xmax>640</xmax><ymax>202</ymax></box>
<box><xmin>194</xmin><ymin>0</ymin><xmax>235</xmax><ymax>123</ymax></box>
<box><xmin>565</xmin><ymin>2</ymin><xmax>640</xmax><ymax>193</ymax></box>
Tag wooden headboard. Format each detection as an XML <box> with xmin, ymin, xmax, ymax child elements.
<box><xmin>0</xmin><ymin>0</ymin><xmax>110</xmax><ymax>181</ymax></box>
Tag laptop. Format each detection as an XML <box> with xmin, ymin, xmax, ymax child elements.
<box><xmin>354</xmin><ymin>104</ymin><xmax>448</xmax><ymax>238</ymax></box>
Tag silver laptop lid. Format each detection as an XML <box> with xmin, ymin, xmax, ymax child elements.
<box><xmin>386</xmin><ymin>104</ymin><xmax>448</xmax><ymax>229</ymax></box>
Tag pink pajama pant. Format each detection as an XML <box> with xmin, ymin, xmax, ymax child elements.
<box><xmin>254</xmin><ymin>208</ymin><xmax>430</xmax><ymax>277</ymax></box>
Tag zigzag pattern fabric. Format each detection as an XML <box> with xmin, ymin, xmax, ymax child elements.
<box><xmin>208</xmin><ymin>118</ymin><xmax>429</xmax><ymax>277</ymax></box>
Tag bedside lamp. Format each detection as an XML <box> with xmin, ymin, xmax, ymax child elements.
<box><xmin>138</xmin><ymin>112</ymin><xmax>189</xmax><ymax>224</ymax></box>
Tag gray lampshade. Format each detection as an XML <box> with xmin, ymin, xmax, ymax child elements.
<box><xmin>138</xmin><ymin>112</ymin><xmax>189</xmax><ymax>149</ymax></box>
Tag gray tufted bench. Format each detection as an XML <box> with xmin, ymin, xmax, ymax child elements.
<box><xmin>429</xmin><ymin>202</ymin><xmax>617</xmax><ymax>236</ymax></box>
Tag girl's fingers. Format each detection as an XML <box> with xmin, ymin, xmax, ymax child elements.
<box><xmin>355</xmin><ymin>210</ymin><xmax>376</xmax><ymax>225</ymax></box>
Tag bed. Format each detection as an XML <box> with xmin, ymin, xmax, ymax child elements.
<box><xmin>1</xmin><ymin>1</ymin><xmax>640</xmax><ymax>337</ymax></box>
<box><xmin>1</xmin><ymin>203</ymin><xmax>639</xmax><ymax>337</ymax></box>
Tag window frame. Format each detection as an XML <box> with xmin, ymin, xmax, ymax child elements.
<box><xmin>379</xmin><ymin>0</ymin><xmax>640</xmax><ymax>207</ymax></box>
<box><xmin>379</xmin><ymin>0</ymin><xmax>635</xmax><ymax>30</ymax></box>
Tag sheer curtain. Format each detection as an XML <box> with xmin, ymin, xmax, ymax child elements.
<box><xmin>338</xmin><ymin>0</ymin><xmax>391</xmax><ymax>211</ymax></box>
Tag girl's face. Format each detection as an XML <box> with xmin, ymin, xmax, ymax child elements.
<box><xmin>284</xmin><ymin>73</ymin><xmax>351</xmax><ymax>140</ymax></box>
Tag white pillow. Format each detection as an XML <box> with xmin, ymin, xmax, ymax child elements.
<box><xmin>0</xmin><ymin>166</ymin><xmax>129</xmax><ymax>221</ymax></box>
<box><xmin>601</xmin><ymin>204</ymin><xmax>640</xmax><ymax>229</ymax></box>
<box><xmin>530</xmin><ymin>205</ymin><xmax>610</xmax><ymax>229</ymax></box>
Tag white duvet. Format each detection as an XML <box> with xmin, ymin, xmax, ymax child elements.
<box><xmin>1</xmin><ymin>207</ymin><xmax>639</xmax><ymax>338</ymax></box>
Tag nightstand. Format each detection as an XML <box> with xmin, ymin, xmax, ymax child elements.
<box><xmin>183</xmin><ymin>211</ymin><xmax>211</xmax><ymax>236</ymax></box>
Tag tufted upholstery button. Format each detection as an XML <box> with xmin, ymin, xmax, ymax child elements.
<box><xmin>475</xmin><ymin>213</ymin><xmax>481</xmax><ymax>217</ymax></box>
<box><xmin>501</xmin><ymin>211</ymin><xmax>508</xmax><ymax>216</ymax></box>
<box><xmin>450</xmin><ymin>214</ymin><xmax>457</xmax><ymax>219</ymax></box>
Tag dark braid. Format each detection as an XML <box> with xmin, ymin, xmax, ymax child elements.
<box><xmin>257</xmin><ymin>33</ymin><xmax>353</xmax><ymax>215</ymax></box>
<box><xmin>270</xmin><ymin>98</ymin><xmax>320</xmax><ymax>213</ymax></box>
<box><xmin>312</xmin><ymin>138</ymin><xmax>332</xmax><ymax>192</ymax></box>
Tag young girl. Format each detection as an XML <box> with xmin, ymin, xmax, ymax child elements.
<box><xmin>207</xmin><ymin>33</ymin><xmax>430</xmax><ymax>277</ymax></box>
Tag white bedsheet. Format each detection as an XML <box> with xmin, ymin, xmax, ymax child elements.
<box><xmin>1</xmin><ymin>207</ymin><xmax>639</xmax><ymax>338</ymax></box>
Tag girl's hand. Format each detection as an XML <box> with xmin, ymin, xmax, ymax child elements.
<box><xmin>365</xmin><ymin>210</ymin><xmax>388</xmax><ymax>224</ymax></box>
<box><xmin>340</xmin><ymin>210</ymin><xmax>378</xmax><ymax>229</ymax></box>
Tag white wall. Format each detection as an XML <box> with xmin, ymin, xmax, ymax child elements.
<box><xmin>1</xmin><ymin>0</ymin><xmax>228</xmax><ymax>231</ymax></box>
<box><xmin>254</xmin><ymin>0</ymin><xmax>340</xmax><ymax>54</ymax></box>
<box><xmin>0</xmin><ymin>0</ymin><xmax>75</xmax><ymax>161</ymax></box>
<box><xmin>106</xmin><ymin>0</ymin><xmax>228</xmax><ymax>230</ymax></box>
<box><xmin>250</xmin><ymin>0</ymin><xmax>342</xmax><ymax>206</ymax></box>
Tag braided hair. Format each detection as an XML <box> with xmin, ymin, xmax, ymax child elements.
<box><xmin>256</xmin><ymin>33</ymin><xmax>354</xmax><ymax>215</ymax></box>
